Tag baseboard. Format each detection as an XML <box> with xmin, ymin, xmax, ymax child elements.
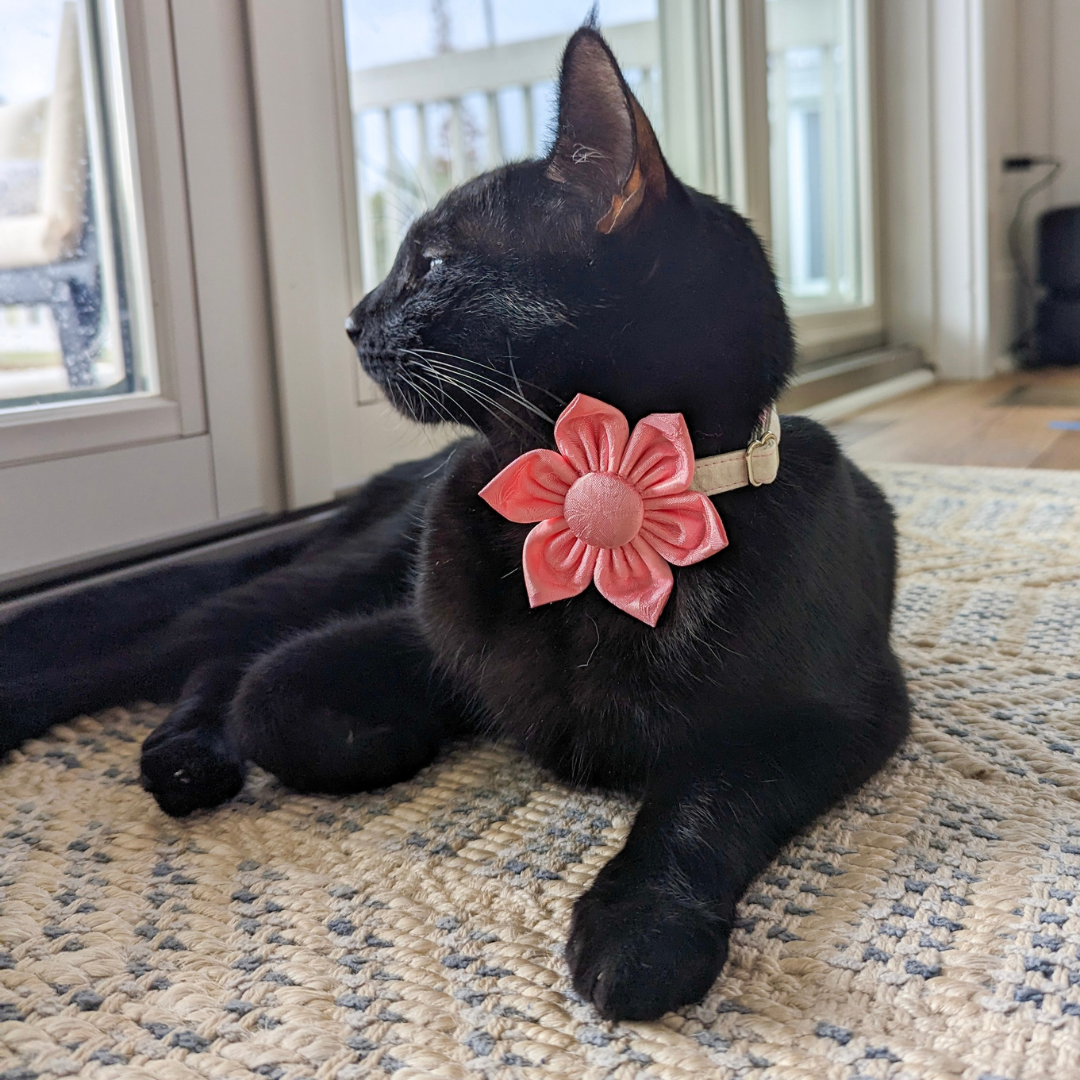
<box><xmin>796</xmin><ymin>368</ymin><xmax>937</xmax><ymax>425</ymax></box>
<box><xmin>0</xmin><ymin>508</ymin><xmax>338</xmax><ymax>620</ymax></box>
<box><xmin>780</xmin><ymin>345</ymin><xmax>927</xmax><ymax>413</ymax></box>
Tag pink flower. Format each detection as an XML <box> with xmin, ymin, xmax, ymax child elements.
<box><xmin>478</xmin><ymin>394</ymin><xmax>728</xmax><ymax>626</ymax></box>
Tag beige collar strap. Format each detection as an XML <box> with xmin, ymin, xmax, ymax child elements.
<box><xmin>689</xmin><ymin>406</ymin><xmax>781</xmax><ymax>497</ymax></box>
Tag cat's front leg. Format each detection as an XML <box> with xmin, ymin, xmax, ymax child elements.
<box><xmin>140</xmin><ymin>658</ymin><xmax>247</xmax><ymax>816</ymax></box>
<box><xmin>567</xmin><ymin>699</ymin><xmax>907</xmax><ymax>1021</ymax></box>
<box><xmin>226</xmin><ymin>607</ymin><xmax>467</xmax><ymax>794</ymax></box>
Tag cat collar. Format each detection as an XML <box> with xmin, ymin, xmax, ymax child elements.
<box><xmin>479</xmin><ymin>394</ymin><xmax>781</xmax><ymax>627</ymax></box>
<box><xmin>690</xmin><ymin>406</ymin><xmax>781</xmax><ymax>495</ymax></box>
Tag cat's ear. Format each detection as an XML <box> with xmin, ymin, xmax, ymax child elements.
<box><xmin>546</xmin><ymin>27</ymin><xmax>668</xmax><ymax>234</ymax></box>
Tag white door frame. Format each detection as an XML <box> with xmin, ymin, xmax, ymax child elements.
<box><xmin>246</xmin><ymin>0</ymin><xmax>443</xmax><ymax>508</ymax></box>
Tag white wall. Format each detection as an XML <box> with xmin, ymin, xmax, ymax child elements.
<box><xmin>879</xmin><ymin>0</ymin><xmax>935</xmax><ymax>367</ymax></box>
<box><xmin>880</xmin><ymin>0</ymin><xmax>987</xmax><ymax>380</ymax></box>
<box><xmin>1024</xmin><ymin>0</ymin><xmax>1080</xmax><ymax>209</ymax></box>
<box><xmin>995</xmin><ymin>0</ymin><xmax>1080</xmax><ymax>363</ymax></box>
<box><xmin>879</xmin><ymin>0</ymin><xmax>1080</xmax><ymax>381</ymax></box>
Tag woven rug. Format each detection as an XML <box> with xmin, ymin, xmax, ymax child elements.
<box><xmin>3</xmin><ymin>463</ymin><xmax>1080</xmax><ymax>1080</ymax></box>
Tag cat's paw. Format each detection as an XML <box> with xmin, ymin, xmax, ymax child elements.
<box><xmin>566</xmin><ymin>876</ymin><xmax>728</xmax><ymax>1021</ymax></box>
<box><xmin>140</xmin><ymin>713</ymin><xmax>244</xmax><ymax>817</ymax></box>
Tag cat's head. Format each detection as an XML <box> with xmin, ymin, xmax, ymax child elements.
<box><xmin>346</xmin><ymin>26</ymin><xmax>793</xmax><ymax>456</ymax></box>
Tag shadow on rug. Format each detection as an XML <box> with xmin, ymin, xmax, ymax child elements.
<box><xmin>2</xmin><ymin>463</ymin><xmax>1080</xmax><ymax>1080</ymax></box>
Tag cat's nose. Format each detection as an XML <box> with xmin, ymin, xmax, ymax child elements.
<box><xmin>345</xmin><ymin>311</ymin><xmax>361</xmax><ymax>345</ymax></box>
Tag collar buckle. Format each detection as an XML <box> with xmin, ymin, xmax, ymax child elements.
<box><xmin>746</xmin><ymin>430</ymin><xmax>779</xmax><ymax>487</ymax></box>
<box><xmin>689</xmin><ymin>405</ymin><xmax>781</xmax><ymax>497</ymax></box>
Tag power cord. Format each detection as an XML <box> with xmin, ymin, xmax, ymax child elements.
<box><xmin>1004</xmin><ymin>155</ymin><xmax>1062</xmax><ymax>363</ymax></box>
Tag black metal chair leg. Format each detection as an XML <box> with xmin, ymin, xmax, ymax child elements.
<box><xmin>50</xmin><ymin>279</ymin><xmax>96</xmax><ymax>388</ymax></box>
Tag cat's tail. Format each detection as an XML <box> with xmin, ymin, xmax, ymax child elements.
<box><xmin>0</xmin><ymin>540</ymin><xmax>299</xmax><ymax>755</ymax></box>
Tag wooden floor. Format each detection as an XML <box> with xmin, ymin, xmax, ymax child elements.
<box><xmin>830</xmin><ymin>368</ymin><xmax>1080</xmax><ymax>471</ymax></box>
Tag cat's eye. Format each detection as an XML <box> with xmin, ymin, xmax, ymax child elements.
<box><xmin>421</xmin><ymin>253</ymin><xmax>445</xmax><ymax>276</ymax></box>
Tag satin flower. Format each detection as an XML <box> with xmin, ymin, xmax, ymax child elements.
<box><xmin>479</xmin><ymin>394</ymin><xmax>728</xmax><ymax>626</ymax></box>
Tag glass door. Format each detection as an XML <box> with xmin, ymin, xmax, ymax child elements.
<box><xmin>0</xmin><ymin>0</ymin><xmax>281</xmax><ymax>593</ymax></box>
<box><xmin>245</xmin><ymin>0</ymin><xmax>726</xmax><ymax>503</ymax></box>
<box><xmin>246</xmin><ymin>0</ymin><xmax>884</xmax><ymax>505</ymax></box>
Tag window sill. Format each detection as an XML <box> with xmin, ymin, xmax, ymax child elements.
<box><xmin>791</xmin><ymin>304</ymin><xmax>885</xmax><ymax>367</ymax></box>
<box><xmin>0</xmin><ymin>394</ymin><xmax>186</xmax><ymax>468</ymax></box>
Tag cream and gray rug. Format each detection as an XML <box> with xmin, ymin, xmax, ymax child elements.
<box><xmin>3</xmin><ymin>463</ymin><xmax>1080</xmax><ymax>1080</ymax></box>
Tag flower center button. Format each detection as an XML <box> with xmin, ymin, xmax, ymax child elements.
<box><xmin>563</xmin><ymin>472</ymin><xmax>644</xmax><ymax>549</ymax></box>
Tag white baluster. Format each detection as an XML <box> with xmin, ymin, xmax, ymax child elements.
<box><xmin>449</xmin><ymin>97</ymin><xmax>465</xmax><ymax>183</ymax></box>
<box><xmin>356</xmin><ymin>110</ymin><xmax>381</xmax><ymax>291</ymax></box>
<box><xmin>416</xmin><ymin>102</ymin><xmax>431</xmax><ymax>208</ymax></box>
<box><xmin>382</xmin><ymin>106</ymin><xmax>401</xmax><ymax>243</ymax></box>
<box><xmin>523</xmin><ymin>84</ymin><xmax>535</xmax><ymax>158</ymax></box>
<box><xmin>486</xmin><ymin>90</ymin><xmax>503</xmax><ymax>167</ymax></box>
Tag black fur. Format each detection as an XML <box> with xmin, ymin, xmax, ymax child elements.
<box><xmin>0</xmin><ymin>28</ymin><xmax>908</xmax><ymax>1021</ymax></box>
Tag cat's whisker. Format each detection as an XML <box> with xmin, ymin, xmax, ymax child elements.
<box><xmin>439</xmin><ymin>378</ymin><xmax>539</xmax><ymax>442</ymax></box>
<box><xmin>408</xmin><ymin>375</ymin><xmax>470</xmax><ymax>431</ymax></box>
<box><xmin>410</xmin><ymin>348</ymin><xmax>565</xmax><ymax>407</ymax></box>
<box><xmin>402</xmin><ymin>352</ymin><xmax>552</xmax><ymax>442</ymax></box>
<box><xmin>441</xmin><ymin>378</ymin><xmax>550</xmax><ymax>443</ymax></box>
<box><xmin>407</xmin><ymin>370</ymin><xmax>506</xmax><ymax>472</ymax></box>
<box><xmin>407</xmin><ymin>350</ymin><xmax>545</xmax><ymax>408</ymax></box>
<box><xmin>416</xmin><ymin>364</ymin><xmax>547</xmax><ymax>444</ymax></box>
<box><xmin>407</xmin><ymin>367</ymin><xmax>488</xmax><ymax>436</ymax></box>
<box><xmin>505</xmin><ymin>342</ymin><xmax>529</xmax><ymax>407</ymax></box>
<box><xmin>402</xmin><ymin>368</ymin><xmax>475</xmax><ymax>433</ymax></box>
<box><xmin>398</xmin><ymin>367</ymin><xmax>464</xmax><ymax>431</ymax></box>
<box><xmin>390</xmin><ymin>374</ymin><xmax>432</xmax><ymax>426</ymax></box>
<box><xmin>408</xmin><ymin>346</ymin><xmax>560</xmax><ymax>399</ymax></box>
<box><xmin>397</xmin><ymin>371</ymin><xmax>453</xmax><ymax>430</ymax></box>
<box><xmin>417</xmin><ymin>359</ymin><xmax>555</xmax><ymax>426</ymax></box>
<box><xmin>407</xmin><ymin>355</ymin><xmax>556</xmax><ymax>435</ymax></box>
<box><xmin>402</xmin><ymin>363</ymin><xmax>463</xmax><ymax>422</ymax></box>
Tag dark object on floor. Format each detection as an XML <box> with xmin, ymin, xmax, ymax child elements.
<box><xmin>1034</xmin><ymin>205</ymin><xmax>1080</xmax><ymax>368</ymax></box>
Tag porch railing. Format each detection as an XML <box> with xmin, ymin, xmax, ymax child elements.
<box><xmin>348</xmin><ymin>20</ymin><xmax>661</xmax><ymax>286</ymax></box>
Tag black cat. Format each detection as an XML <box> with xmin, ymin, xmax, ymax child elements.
<box><xmin>0</xmin><ymin>28</ymin><xmax>908</xmax><ymax>1021</ymax></box>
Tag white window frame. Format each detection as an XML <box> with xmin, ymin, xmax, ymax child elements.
<box><xmin>725</xmin><ymin>0</ymin><xmax>883</xmax><ymax>365</ymax></box>
<box><xmin>0</xmin><ymin>0</ymin><xmax>200</xmax><ymax>466</ymax></box>
<box><xmin>0</xmin><ymin>0</ymin><xmax>283</xmax><ymax>591</ymax></box>
<box><xmin>646</xmin><ymin>1</ymin><xmax>884</xmax><ymax>364</ymax></box>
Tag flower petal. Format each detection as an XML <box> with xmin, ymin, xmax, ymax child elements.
<box><xmin>618</xmin><ymin>412</ymin><xmax>695</xmax><ymax>497</ymax></box>
<box><xmin>523</xmin><ymin>518</ymin><xmax>598</xmax><ymax>607</ymax></box>
<box><xmin>640</xmin><ymin>492</ymin><xmax>728</xmax><ymax>566</ymax></box>
<box><xmin>593</xmin><ymin>536</ymin><xmax>674</xmax><ymax>627</ymax></box>
<box><xmin>479</xmin><ymin>449</ymin><xmax>577</xmax><ymax>523</ymax></box>
<box><xmin>554</xmin><ymin>394</ymin><xmax>630</xmax><ymax>475</ymax></box>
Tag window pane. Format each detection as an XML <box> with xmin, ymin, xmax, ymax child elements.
<box><xmin>766</xmin><ymin>0</ymin><xmax>863</xmax><ymax>312</ymax></box>
<box><xmin>0</xmin><ymin>0</ymin><xmax>153</xmax><ymax>408</ymax></box>
<box><xmin>343</xmin><ymin>0</ymin><xmax>660</xmax><ymax>287</ymax></box>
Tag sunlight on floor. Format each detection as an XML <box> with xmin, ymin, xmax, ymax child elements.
<box><xmin>831</xmin><ymin>368</ymin><xmax>1080</xmax><ymax>471</ymax></box>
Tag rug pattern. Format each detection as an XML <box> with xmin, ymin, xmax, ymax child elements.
<box><xmin>2</xmin><ymin>463</ymin><xmax>1080</xmax><ymax>1079</ymax></box>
